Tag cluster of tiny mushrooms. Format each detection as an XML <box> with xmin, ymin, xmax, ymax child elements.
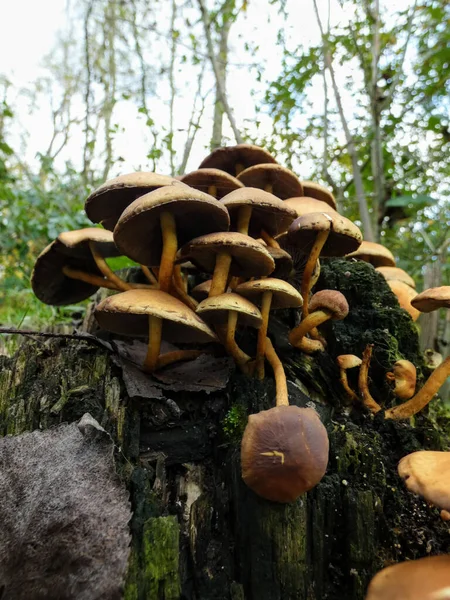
<box><xmin>31</xmin><ymin>144</ymin><xmax>450</xmax><ymax>597</ymax></box>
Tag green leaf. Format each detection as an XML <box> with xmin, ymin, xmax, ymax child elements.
<box><xmin>385</xmin><ymin>195</ymin><xmax>435</xmax><ymax>208</ymax></box>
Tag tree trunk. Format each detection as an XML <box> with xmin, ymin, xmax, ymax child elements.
<box><xmin>1</xmin><ymin>260</ymin><xmax>449</xmax><ymax>600</ymax></box>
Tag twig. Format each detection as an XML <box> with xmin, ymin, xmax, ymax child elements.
<box><xmin>0</xmin><ymin>328</ymin><xmax>111</xmax><ymax>351</ymax></box>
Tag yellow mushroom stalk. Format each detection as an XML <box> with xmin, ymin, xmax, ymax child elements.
<box><xmin>337</xmin><ymin>355</ymin><xmax>362</xmax><ymax>402</ymax></box>
<box><xmin>358</xmin><ymin>345</ymin><xmax>382</xmax><ymax>414</ymax></box>
<box><xmin>264</xmin><ymin>338</ymin><xmax>289</xmax><ymax>406</ymax></box>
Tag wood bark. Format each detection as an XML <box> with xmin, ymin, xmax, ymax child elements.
<box><xmin>1</xmin><ymin>260</ymin><xmax>450</xmax><ymax>599</ymax></box>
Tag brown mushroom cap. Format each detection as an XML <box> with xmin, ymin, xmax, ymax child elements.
<box><xmin>365</xmin><ymin>555</ymin><xmax>450</xmax><ymax>600</ymax></box>
<box><xmin>411</xmin><ymin>286</ymin><xmax>450</xmax><ymax>312</ymax></box>
<box><xmin>198</xmin><ymin>144</ymin><xmax>277</xmax><ymax>175</ymax></box>
<box><xmin>57</xmin><ymin>228</ymin><xmax>121</xmax><ymax>259</ymax></box>
<box><xmin>177</xmin><ymin>232</ymin><xmax>275</xmax><ymax>278</ymax></box>
<box><xmin>241</xmin><ymin>405</ymin><xmax>329</xmax><ymax>503</ymax></box>
<box><xmin>337</xmin><ymin>355</ymin><xmax>362</xmax><ymax>369</ymax></box>
<box><xmin>31</xmin><ymin>241</ymin><xmax>102</xmax><ymax>306</ymax></box>
<box><xmin>284</xmin><ymin>197</ymin><xmax>338</xmax><ymax>218</ymax></box>
<box><xmin>180</xmin><ymin>168</ymin><xmax>243</xmax><ymax>198</ymax></box>
<box><xmin>388</xmin><ymin>280</ymin><xmax>420</xmax><ymax>321</ymax></box>
<box><xmin>221</xmin><ymin>187</ymin><xmax>297</xmax><ymax>236</ymax></box>
<box><xmin>94</xmin><ymin>289</ymin><xmax>217</xmax><ymax>343</ymax></box>
<box><xmin>309</xmin><ymin>289</ymin><xmax>349</xmax><ymax>319</ymax></box>
<box><xmin>376</xmin><ymin>266</ymin><xmax>416</xmax><ymax>289</ymax></box>
<box><xmin>347</xmin><ymin>240</ymin><xmax>395</xmax><ymax>267</ymax></box>
<box><xmin>85</xmin><ymin>172</ymin><xmax>187</xmax><ymax>230</ymax></box>
<box><xmin>196</xmin><ymin>293</ymin><xmax>262</xmax><ymax>328</ymax></box>
<box><xmin>191</xmin><ymin>279</ymin><xmax>231</xmax><ymax>302</ymax></box>
<box><xmin>301</xmin><ymin>181</ymin><xmax>337</xmax><ymax>209</ymax></box>
<box><xmin>284</xmin><ymin>212</ymin><xmax>362</xmax><ymax>256</ymax></box>
<box><xmin>398</xmin><ymin>450</ymin><xmax>450</xmax><ymax>511</ymax></box>
<box><xmin>114</xmin><ymin>186</ymin><xmax>230</xmax><ymax>266</ymax></box>
<box><xmin>236</xmin><ymin>278</ymin><xmax>303</xmax><ymax>309</ymax></box>
<box><xmin>265</xmin><ymin>247</ymin><xmax>294</xmax><ymax>280</ymax></box>
<box><xmin>237</xmin><ymin>164</ymin><xmax>304</xmax><ymax>199</ymax></box>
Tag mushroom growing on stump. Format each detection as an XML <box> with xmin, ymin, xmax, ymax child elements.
<box><xmin>236</xmin><ymin>278</ymin><xmax>302</xmax><ymax>379</ymax></box>
<box><xmin>365</xmin><ymin>555</ymin><xmax>450</xmax><ymax>600</ymax></box>
<box><xmin>411</xmin><ymin>285</ymin><xmax>450</xmax><ymax>312</ymax></box>
<box><xmin>85</xmin><ymin>172</ymin><xmax>187</xmax><ymax>231</ymax></box>
<box><xmin>283</xmin><ymin>196</ymin><xmax>339</xmax><ymax>218</ymax></box>
<box><xmin>241</xmin><ymin>403</ymin><xmax>329</xmax><ymax>503</ymax></box>
<box><xmin>94</xmin><ymin>289</ymin><xmax>217</xmax><ymax>372</ymax></box>
<box><xmin>114</xmin><ymin>186</ymin><xmax>230</xmax><ymax>294</ymax></box>
<box><xmin>289</xmin><ymin>289</ymin><xmax>349</xmax><ymax>350</ymax></box>
<box><xmin>398</xmin><ymin>451</ymin><xmax>450</xmax><ymax>513</ymax></box>
<box><xmin>346</xmin><ymin>240</ymin><xmax>395</xmax><ymax>267</ymax></box>
<box><xmin>375</xmin><ymin>266</ymin><xmax>416</xmax><ymax>289</ymax></box>
<box><xmin>301</xmin><ymin>181</ymin><xmax>337</xmax><ymax>210</ymax></box>
<box><xmin>221</xmin><ymin>187</ymin><xmax>296</xmax><ymax>247</ymax></box>
<box><xmin>265</xmin><ymin>246</ymin><xmax>294</xmax><ymax>280</ymax></box>
<box><xmin>196</xmin><ymin>293</ymin><xmax>262</xmax><ymax>373</ymax></box>
<box><xmin>198</xmin><ymin>144</ymin><xmax>277</xmax><ymax>176</ymax></box>
<box><xmin>336</xmin><ymin>355</ymin><xmax>362</xmax><ymax>402</ymax></box>
<box><xmin>237</xmin><ymin>163</ymin><xmax>304</xmax><ymax>199</ymax></box>
<box><xmin>386</xmin><ymin>359</ymin><xmax>417</xmax><ymax>400</ymax></box>
<box><xmin>180</xmin><ymin>168</ymin><xmax>243</xmax><ymax>198</ymax></box>
<box><xmin>387</xmin><ymin>280</ymin><xmax>421</xmax><ymax>321</ymax></box>
<box><xmin>177</xmin><ymin>232</ymin><xmax>275</xmax><ymax>298</ymax></box>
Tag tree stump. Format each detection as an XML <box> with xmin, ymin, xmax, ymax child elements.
<box><xmin>1</xmin><ymin>259</ymin><xmax>449</xmax><ymax>600</ymax></box>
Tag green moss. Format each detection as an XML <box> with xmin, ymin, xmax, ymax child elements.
<box><xmin>223</xmin><ymin>404</ymin><xmax>248</xmax><ymax>443</ymax></box>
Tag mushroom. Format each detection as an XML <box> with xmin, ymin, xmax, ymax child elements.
<box><xmin>177</xmin><ymin>232</ymin><xmax>275</xmax><ymax>298</ymax></box>
<box><xmin>281</xmin><ymin>212</ymin><xmax>362</xmax><ymax>318</ymax></box>
<box><xmin>241</xmin><ymin>403</ymin><xmax>329</xmax><ymax>503</ymax></box>
<box><xmin>196</xmin><ymin>293</ymin><xmax>262</xmax><ymax>372</ymax></box>
<box><xmin>387</xmin><ymin>280</ymin><xmax>420</xmax><ymax>321</ymax></box>
<box><xmin>411</xmin><ymin>286</ymin><xmax>450</xmax><ymax>312</ymax></box>
<box><xmin>85</xmin><ymin>172</ymin><xmax>187</xmax><ymax>231</ymax></box>
<box><xmin>237</xmin><ymin>163</ymin><xmax>303</xmax><ymax>199</ymax></box>
<box><xmin>289</xmin><ymin>290</ymin><xmax>349</xmax><ymax>350</ymax></box>
<box><xmin>386</xmin><ymin>360</ymin><xmax>416</xmax><ymax>399</ymax></box>
<box><xmin>94</xmin><ymin>289</ymin><xmax>217</xmax><ymax>372</ymax></box>
<box><xmin>346</xmin><ymin>240</ymin><xmax>395</xmax><ymax>267</ymax></box>
<box><xmin>336</xmin><ymin>355</ymin><xmax>362</xmax><ymax>402</ymax></box>
<box><xmin>300</xmin><ymin>181</ymin><xmax>337</xmax><ymax>210</ymax></box>
<box><xmin>198</xmin><ymin>144</ymin><xmax>277</xmax><ymax>176</ymax></box>
<box><xmin>180</xmin><ymin>168</ymin><xmax>243</xmax><ymax>198</ymax></box>
<box><xmin>357</xmin><ymin>344</ymin><xmax>382</xmax><ymax>414</ymax></box>
<box><xmin>221</xmin><ymin>187</ymin><xmax>297</xmax><ymax>247</ymax></box>
<box><xmin>236</xmin><ymin>278</ymin><xmax>303</xmax><ymax>379</ymax></box>
<box><xmin>375</xmin><ymin>266</ymin><xmax>415</xmax><ymax>289</ymax></box>
<box><xmin>114</xmin><ymin>186</ymin><xmax>230</xmax><ymax>294</ymax></box>
<box><xmin>265</xmin><ymin>246</ymin><xmax>294</xmax><ymax>280</ymax></box>
<box><xmin>398</xmin><ymin>450</ymin><xmax>450</xmax><ymax>513</ymax></box>
<box><xmin>283</xmin><ymin>196</ymin><xmax>339</xmax><ymax>218</ymax></box>
<box><xmin>365</xmin><ymin>555</ymin><xmax>450</xmax><ymax>600</ymax></box>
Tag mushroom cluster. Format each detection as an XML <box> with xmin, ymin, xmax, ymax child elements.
<box><xmin>30</xmin><ymin>144</ymin><xmax>449</xmax><ymax>505</ymax></box>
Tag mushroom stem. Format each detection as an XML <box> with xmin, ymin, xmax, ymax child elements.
<box><xmin>141</xmin><ymin>265</ymin><xmax>158</xmax><ymax>285</ymax></box>
<box><xmin>260</xmin><ymin>229</ymin><xmax>280</xmax><ymax>248</ymax></box>
<box><xmin>207</xmin><ymin>184</ymin><xmax>217</xmax><ymax>197</ymax></box>
<box><xmin>255</xmin><ymin>291</ymin><xmax>273</xmax><ymax>379</ymax></box>
<box><xmin>172</xmin><ymin>265</ymin><xmax>198</xmax><ymax>310</ymax></box>
<box><xmin>209</xmin><ymin>252</ymin><xmax>232</xmax><ymax>297</ymax></box>
<box><xmin>289</xmin><ymin>309</ymin><xmax>331</xmax><ymax>348</ymax></box>
<box><xmin>156</xmin><ymin>349</ymin><xmax>204</xmax><ymax>370</ymax></box>
<box><xmin>301</xmin><ymin>228</ymin><xmax>330</xmax><ymax>318</ymax></box>
<box><xmin>219</xmin><ymin>313</ymin><xmax>251</xmax><ymax>374</ymax></box>
<box><xmin>159</xmin><ymin>211</ymin><xmax>178</xmax><ymax>293</ymax></box>
<box><xmin>298</xmin><ymin>337</ymin><xmax>325</xmax><ymax>354</ymax></box>
<box><xmin>89</xmin><ymin>241</ymin><xmax>132</xmax><ymax>291</ymax></box>
<box><xmin>385</xmin><ymin>357</ymin><xmax>450</xmax><ymax>420</ymax></box>
<box><xmin>263</xmin><ymin>182</ymin><xmax>273</xmax><ymax>194</ymax></box>
<box><xmin>358</xmin><ymin>344</ymin><xmax>382</xmax><ymax>414</ymax></box>
<box><xmin>237</xmin><ymin>205</ymin><xmax>253</xmax><ymax>235</ymax></box>
<box><xmin>62</xmin><ymin>265</ymin><xmax>121</xmax><ymax>291</ymax></box>
<box><xmin>143</xmin><ymin>315</ymin><xmax>163</xmax><ymax>372</ymax></box>
<box><xmin>265</xmin><ymin>338</ymin><xmax>289</xmax><ymax>406</ymax></box>
<box><xmin>339</xmin><ymin>369</ymin><xmax>359</xmax><ymax>402</ymax></box>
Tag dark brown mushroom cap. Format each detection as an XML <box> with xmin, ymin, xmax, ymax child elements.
<box><xmin>221</xmin><ymin>187</ymin><xmax>297</xmax><ymax>236</ymax></box>
<box><xmin>237</xmin><ymin>164</ymin><xmax>304</xmax><ymax>199</ymax></box>
<box><xmin>301</xmin><ymin>181</ymin><xmax>337</xmax><ymax>209</ymax></box>
<box><xmin>236</xmin><ymin>278</ymin><xmax>303</xmax><ymax>309</ymax></box>
<box><xmin>398</xmin><ymin>450</ymin><xmax>450</xmax><ymax>511</ymax></box>
<box><xmin>265</xmin><ymin>247</ymin><xmax>294</xmax><ymax>280</ymax></box>
<box><xmin>198</xmin><ymin>144</ymin><xmax>277</xmax><ymax>175</ymax></box>
<box><xmin>376</xmin><ymin>266</ymin><xmax>415</xmax><ymax>289</ymax></box>
<box><xmin>57</xmin><ymin>228</ymin><xmax>121</xmax><ymax>259</ymax></box>
<box><xmin>241</xmin><ymin>405</ymin><xmax>329</xmax><ymax>503</ymax></box>
<box><xmin>365</xmin><ymin>555</ymin><xmax>450</xmax><ymax>600</ymax></box>
<box><xmin>31</xmin><ymin>241</ymin><xmax>102</xmax><ymax>306</ymax></box>
<box><xmin>285</xmin><ymin>212</ymin><xmax>362</xmax><ymax>256</ymax></box>
<box><xmin>284</xmin><ymin>196</ymin><xmax>338</xmax><ymax>218</ymax></box>
<box><xmin>346</xmin><ymin>240</ymin><xmax>395</xmax><ymax>267</ymax></box>
<box><xmin>180</xmin><ymin>168</ymin><xmax>243</xmax><ymax>198</ymax></box>
<box><xmin>196</xmin><ymin>293</ymin><xmax>262</xmax><ymax>328</ymax></box>
<box><xmin>411</xmin><ymin>286</ymin><xmax>450</xmax><ymax>312</ymax></box>
<box><xmin>309</xmin><ymin>290</ymin><xmax>349</xmax><ymax>319</ymax></box>
<box><xmin>177</xmin><ymin>232</ymin><xmax>275</xmax><ymax>278</ymax></box>
<box><xmin>114</xmin><ymin>186</ymin><xmax>230</xmax><ymax>266</ymax></box>
<box><xmin>94</xmin><ymin>289</ymin><xmax>217</xmax><ymax>343</ymax></box>
<box><xmin>85</xmin><ymin>172</ymin><xmax>187</xmax><ymax>230</ymax></box>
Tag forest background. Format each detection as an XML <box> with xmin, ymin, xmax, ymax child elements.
<box><xmin>0</xmin><ymin>0</ymin><xmax>448</xmax><ymax>361</ymax></box>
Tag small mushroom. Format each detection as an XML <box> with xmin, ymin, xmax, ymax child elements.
<box><xmin>365</xmin><ymin>555</ymin><xmax>450</xmax><ymax>600</ymax></box>
<box><xmin>336</xmin><ymin>355</ymin><xmax>362</xmax><ymax>402</ymax></box>
<box><xmin>180</xmin><ymin>168</ymin><xmax>243</xmax><ymax>198</ymax></box>
<box><xmin>289</xmin><ymin>290</ymin><xmax>349</xmax><ymax>350</ymax></box>
<box><xmin>94</xmin><ymin>289</ymin><xmax>217</xmax><ymax>372</ymax></box>
<box><xmin>386</xmin><ymin>360</ymin><xmax>416</xmax><ymax>400</ymax></box>
<box><xmin>398</xmin><ymin>450</ymin><xmax>450</xmax><ymax>512</ymax></box>
<box><xmin>198</xmin><ymin>144</ymin><xmax>277</xmax><ymax>176</ymax></box>
<box><xmin>237</xmin><ymin>163</ymin><xmax>303</xmax><ymax>199</ymax></box>
<box><xmin>346</xmin><ymin>240</ymin><xmax>395</xmax><ymax>267</ymax></box>
<box><xmin>375</xmin><ymin>266</ymin><xmax>415</xmax><ymax>289</ymax></box>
